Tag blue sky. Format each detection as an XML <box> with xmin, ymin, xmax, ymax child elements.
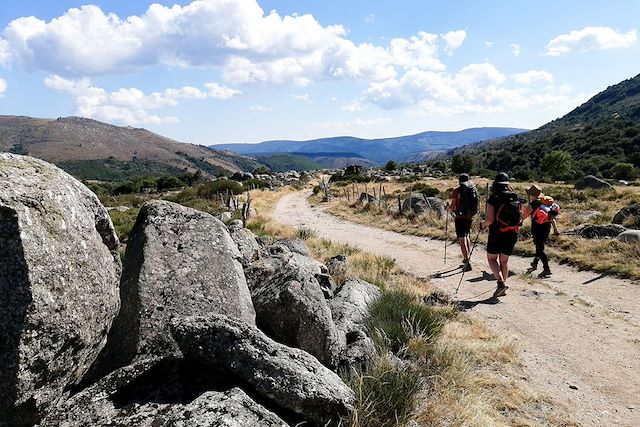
<box><xmin>0</xmin><ymin>1</ymin><xmax>638</xmax><ymax>145</ymax></box>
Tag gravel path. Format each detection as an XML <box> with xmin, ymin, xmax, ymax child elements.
<box><xmin>272</xmin><ymin>191</ymin><xmax>640</xmax><ymax>427</ymax></box>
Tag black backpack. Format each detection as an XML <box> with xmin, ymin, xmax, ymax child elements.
<box><xmin>456</xmin><ymin>182</ymin><xmax>479</xmax><ymax>217</ymax></box>
<box><xmin>495</xmin><ymin>192</ymin><xmax>522</xmax><ymax>232</ymax></box>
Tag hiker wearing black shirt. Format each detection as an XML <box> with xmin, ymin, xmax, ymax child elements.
<box><xmin>522</xmin><ymin>184</ymin><xmax>559</xmax><ymax>278</ymax></box>
<box><xmin>480</xmin><ymin>173</ymin><xmax>521</xmax><ymax>298</ymax></box>
<box><xmin>447</xmin><ymin>173</ymin><xmax>478</xmax><ymax>271</ymax></box>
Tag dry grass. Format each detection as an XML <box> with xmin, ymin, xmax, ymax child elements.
<box><xmin>249</xmin><ymin>186</ymin><xmax>577</xmax><ymax>427</ymax></box>
<box><xmin>322</xmin><ymin>178</ymin><xmax>640</xmax><ymax>279</ymax></box>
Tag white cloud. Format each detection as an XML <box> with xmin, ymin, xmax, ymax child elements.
<box><xmin>364</xmin><ymin>14</ymin><xmax>375</xmax><ymax>23</ymax></box>
<box><xmin>0</xmin><ymin>77</ymin><xmax>6</xmax><ymax>96</ymax></box>
<box><xmin>341</xmin><ymin>100</ymin><xmax>366</xmax><ymax>112</ymax></box>
<box><xmin>545</xmin><ymin>26</ymin><xmax>637</xmax><ymax>56</ymax></box>
<box><xmin>44</xmin><ymin>75</ymin><xmax>235</xmax><ymax>125</ymax></box>
<box><xmin>510</xmin><ymin>43</ymin><xmax>521</xmax><ymax>57</ymax></box>
<box><xmin>0</xmin><ymin>39</ymin><xmax>10</xmax><ymax>66</ymax></box>
<box><xmin>485</xmin><ymin>41</ymin><xmax>494</xmax><ymax>48</ymax></box>
<box><xmin>1</xmin><ymin>1</ymin><xmax>448</xmax><ymax>87</ymax></box>
<box><xmin>291</xmin><ymin>93</ymin><xmax>309</xmax><ymax>102</ymax></box>
<box><xmin>441</xmin><ymin>30</ymin><xmax>466</xmax><ymax>55</ymax></box>
<box><xmin>204</xmin><ymin>82</ymin><xmax>241</xmax><ymax>99</ymax></box>
<box><xmin>512</xmin><ymin>70</ymin><xmax>553</xmax><ymax>84</ymax></box>
<box><xmin>250</xmin><ymin>105</ymin><xmax>271</xmax><ymax>111</ymax></box>
<box><xmin>312</xmin><ymin>117</ymin><xmax>392</xmax><ymax>132</ymax></box>
<box><xmin>362</xmin><ymin>62</ymin><xmax>579</xmax><ymax>115</ymax></box>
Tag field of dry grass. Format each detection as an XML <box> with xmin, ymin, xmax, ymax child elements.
<box><xmin>249</xmin><ymin>188</ymin><xmax>577</xmax><ymax>427</ymax></box>
<box><xmin>318</xmin><ymin>177</ymin><xmax>640</xmax><ymax>279</ymax></box>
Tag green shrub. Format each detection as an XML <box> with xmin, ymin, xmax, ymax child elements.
<box><xmin>409</xmin><ymin>183</ymin><xmax>439</xmax><ymax>197</ymax></box>
<box><xmin>367</xmin><ymin>289</ymin><xmax>451</xmax><ymax>353</ymax></box>
<box><xmin>346</xmin><ymin>357</ymin><xmax>422</xmax><ymax>427</ymax></box>
<box><xmin>196</xmin><ymin>180</ymin><xmax>243</xmax><ymax>198</ymax></box>
<box><xmin>296</xmin><ymin>226</ymin><xmax>317</xmax><ymax>240</ymax></box>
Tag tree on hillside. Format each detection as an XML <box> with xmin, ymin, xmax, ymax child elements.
<box><xmin>541</xmin><ymin>150</ymin><xmax>573</xmax><ymax>180</ymax></box>
<box><xmin>451</xmin><ymin>154</ymin><xmax>474</xmax><ymax>174</ymax></box>
<box><xmin>611</xmin><ymin>162</ymin><xmax>638</xmax><ymax>180</ymax></box>
<box><xmin>384</xmin><ymin>160</ymin><xmax>397</xmax><ymax>171</ymax></box>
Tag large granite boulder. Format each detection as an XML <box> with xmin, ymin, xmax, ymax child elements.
<box><xmin>41</xmin><ymin>357</ymin><xmax>287</xmax><ymax>427</ymax></box>
<box><xmin>230</xmin><ymin>227</ymin><xmax>261</xmax><ymax>266</ymax></box>
<box><xmin>0</xmin><ymin>153</ymin><xmax>121</xmax><ymax>425</ymax></box>
<box><xmin>568</xmin><ymin>224</ymin><xmax>627</xmax><ymax>239</ymax></box>
<box><xmin>574</xmin><ymin>175</ymin><xmax>614</xmax><ymax>190</ymax></box>
<box><xmin>612</xmin><ymin>204</ymin><xmax>640</xmax><ymax>229</ymax></box>
<box><xmin>617</xmin><ymin>230</ymin><xmax>640</xmax><ymax>244</ymax></box>
<box><xmin>251</xmin><ymin>255</ymin><xmax>341</xmax><ymax>367</ymax></box>
<box><xmin>330</xmin><ymin>279</ymin><xmax>381</xmax><ymax>371</ymax></box>
<box><xmin>94</xmin><ymin>200</ymin><xmax>255</xmax><ymax>376</ymax></box>
<box><xmin>401</xmin><ymin>196</ymin><xmax>446</xmax><ymax>217</ymax></box>
<box><xmin>171</xmin><ymin>315</ymin><xmax>355</xmax><ymax>427</ymax></box>
<box><xmin>278</xmin><ymin>237</ymin><xmax>310</xmax><ymax>256</ymax></box>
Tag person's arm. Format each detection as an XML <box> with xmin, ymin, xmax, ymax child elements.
<box><xmin>551</xmin><ymin>217</ymin><xmax>559</xmax><ymax>235</ymax></box>
<box><xmin>447</xmin><ymin>190</ymin><xmax>456</xmax><ymax>212</ymax></box>
<box><xmin>481</xmin><ymin>203</ymin><xmax>495</xmax><ymax>229</ymax></box>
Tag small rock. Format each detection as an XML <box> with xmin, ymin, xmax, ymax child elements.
<box><xmin>569</xmin><ymin>384</ymin><xmax>578</xmax><ymax>390</ymax></box>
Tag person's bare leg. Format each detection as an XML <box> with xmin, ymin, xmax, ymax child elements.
<box><xmin>459</xmin><ymin>237</ymin><xmax>469</xmax><ymax>261</ymax></box>
<box><xmin>499</xmin><ymin>254</ymin><xmax>510</xmax><ymax>283</ymax></box>
<box><xmin>487</xmin><ymin>253</ymin><xmax>503</xmax><ymax>282</ymax></box>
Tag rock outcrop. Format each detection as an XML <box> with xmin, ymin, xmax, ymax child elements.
<box><xmin>41</xmin><ymin>357</ymin><xmax>287</xmax><ymax>427</ymax></box>
<box><xmin>612</xmin><ymin>204</ymin><xmax>640</xmax><ymax>229</ymax></box>
<box><xmin>278</xmin><ymin>237</ymin><xmax>310</xmax><ymax>256</ymax></box>
<box><xmin>568</xmin><ymin>224</ymin><xmax>627</xmax><ymax>239</ymax></box>
<box><xmin>171</xmin><ymin>315</ymin><xmax>355</xmax><ymax>427</ymax></box>
<box><xmin>230</xmin><ymin>227</ymin><xmax>261</xmax><ymax>266</ymax></box>
<box><xmin>95</xmin><ymin>200</ymin><xmax>255</xmax><ymax>375</ymax></box>
<box><xmin>574</xmin><ymin>175</ymin><xmax>614</xmax><ymax>190</ymax></box>
<box><xmin>251</xmin><ymin>253</ymin><xmax>341</xmax><ymax>367</ymax></box>
<box><xmin>330</xmin><ymin>279</ymin><xmax>381</xmax><ymax>370</ymax></box>
<box><xmin>617</xmin><ymin>230</ymin><xmax>640</xmax><ymax>244</ymax></box>
<box><xmin>0</xmin><ymin>153</ymin><xmax>121</xmax><ymax>425</ymax></box>
<box><xmin>402</xmin><ymin>196</ymin><xmax>446</xmax><ymax>217</ymax></box>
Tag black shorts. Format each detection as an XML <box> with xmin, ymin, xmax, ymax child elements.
<box><xmin>486</xmin><ymin>227</ymin><xmax>518</xmax><ymax>256</ymax></box>
<box><xmin>454</xmin><ymin>218</ymin><xmax>473</xmax><ymax>238</ymax></box>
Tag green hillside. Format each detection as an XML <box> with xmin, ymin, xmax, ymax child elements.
<box><xmin>462</xmin><ymin>73</ymin><xmax>640</xmax><ymax>180</ymax></box>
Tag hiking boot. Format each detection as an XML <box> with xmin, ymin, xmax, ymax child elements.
<box><xmin>538</xmin><ymin>268</ymin><xmax>552</xmax><ymax>278</ymax></box>
<box><xmin>462</xmin><ymin>261</ymin><xmax>473</xmax><ymax>272</ymax></box>
<box><xmin>493</xmin><ymin>282</ymin><xmax>508</xmax><ymax>298</ymax></box>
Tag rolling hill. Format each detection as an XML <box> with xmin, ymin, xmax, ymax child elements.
<box><xmin>460</xmin><ymin>73</ymin><xmax>640</xmax><ymax>180</ymax></box>
<box><xmin>0</xmin><ymin>115</ymin><xmax>261</xmax><ymax>180</ymax></box>
<box><xmin>212</xmin><ymin>127</ymin><xmax>527</xmax><ymax>165</ymax></box>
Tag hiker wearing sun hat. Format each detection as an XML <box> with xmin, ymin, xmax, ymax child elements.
<box><xmin>522</xmin><ymin>184</ymin><xmax>560</xmax><ymax>277</ymax></box>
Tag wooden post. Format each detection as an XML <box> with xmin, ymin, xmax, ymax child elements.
<box><xmin>398</xmin><ymin>195</ymin><xmax>402</xmax><ymax>213</ymax></box>
<box><xmin>373</xmin><ymin>188</ymin><xmax>377</xmax><ymax>200</ymax></box>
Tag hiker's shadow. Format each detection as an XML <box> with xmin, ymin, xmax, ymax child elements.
<box><xmin>466</xmin><ymin>271</ymin><xmax>495</xmax><ymax>283</ymax></box>
<box><xmin>455</xmin><ymin>297</ymin><xmax>500</xmax><ymax>310</ymax></box>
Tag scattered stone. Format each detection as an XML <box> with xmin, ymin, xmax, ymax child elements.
<box><xmin>279</xmin><ymin>237</ymin><xmax>310</xmax><ymax>256</ymax></box>
<box><xmin>574</xmin><ymin>175</ymin><xmax>614</xmax><ymax>190</ymax></box>
<box><xmin>227</xmin><ymin>219</ymin><xmax>244</xmax><ymax>231</ymax></box>
<box><xmin>93</xmin><ymin>200</ymin><xmax>255</xmax><ymax>377</ymax></box>
<box><xmin>569</xmin><ymin>385</ymin><xmax>578</xmax><ymax>390</ymax></box>
<box><xmin>565</xmin><ymin>209</ymin><xmax>602</xmax><ymax>224</ymax></box>
<box><xmin>216</xmin><ymin>211</ymin><xmax>232</xmax><ymax>222</ymax></box>
<box><xmin>171</xmin><ymin>315</ymin><xmax>355</xmax><ymax>427</ymax></box>
<box><xmin>359</xmin><ymin>192</ymin><xmax>378</xmax><ymax>204</ymax></box>
<box><xmin>567</xmin><ymin>224</ymin><xmax>627</xmax><ymax>239</ymax></box>
<box><xmin>41</xmin><ymin>357</ymin><xmax>287</xmax><ymax>427</ymax></box>
<box><xmin>0</xmin><ymin>153</ymin><xmax>121</xmax><ymax>424</ymax></box>
<box><xmin>401</xmin><ymin>196</ymin><xmax>446</xmax><ymax>217</ymax></box>
<box><xmin>327</xmin><ymin>255</ymin><xmax>348</xmax><ymax>283</ymax></box>
<box><xmin>617</xmin><ymin>230</ymin><xmax>640</xmax><ymax>244</ymax></box>
<box><xmin>612</xmin><ymin>204</ymin><xmax>640</xmax><ymax>229</ymax></box>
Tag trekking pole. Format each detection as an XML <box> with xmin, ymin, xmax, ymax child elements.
<box><xmin>444</xmin><ymin>204</ymin><xmax>449</xmax><ymax>265</ymax></box>
<box><xmin>455</xmin><ymin>224</ymin><xmax>483</xmax><ymax>295</ymax></box>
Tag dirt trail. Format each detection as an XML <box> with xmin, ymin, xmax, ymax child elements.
<box><xmin>272</xmin><ymin>191</ymin><xmax>640</xmax><ymax>427</ymax></box>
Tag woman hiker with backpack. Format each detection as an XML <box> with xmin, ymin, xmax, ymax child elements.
<box><xmin>480</xmin><ymin>173</ymin><xmax>522</xmax><ymax>298</ymax></box>
<box><xmin>447</xmin><ymin>173</ymin><xmax>479</xmax><ymax>272</ymax></box>
<box><xmin>521</xmin><ymin>184</ymin><xmax>560</xmax><ymax>278</ymax></box>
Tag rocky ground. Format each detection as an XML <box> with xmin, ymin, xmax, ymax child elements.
<box><xmin>273</xmin><ymin>191</ymin><xmax>640</xmax><ymax>427</ymax></box>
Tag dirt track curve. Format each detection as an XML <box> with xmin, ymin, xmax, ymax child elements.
<box><xmin>272</xmin><ymin>191</ymin><xmax>640</xmax><ymax>427</ymax></box>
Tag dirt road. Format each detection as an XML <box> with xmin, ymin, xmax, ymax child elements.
<box><xmin>272</xmin><ymin>191</ymin><xmax>640</xmax><ymax>427</ymax></box>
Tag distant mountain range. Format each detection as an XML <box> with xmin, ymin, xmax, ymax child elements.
<box><xmin>460</xmin><ymin>73</ymin><xmax>640</xmax><ymax>179</ymax></box>
<box><xmin>0</xmin><ymin>116</ymin><xmax>260</xmax><ymax>180</ymax></box>
<box><xmin>212</xmin><ymin>127</ymin><xmax>527</xmax><ymax>166</ymax></box>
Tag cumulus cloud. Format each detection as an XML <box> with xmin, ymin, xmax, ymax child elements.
<box><xmin>512</xmin><ymin>70</ymin><xmax>553</xmax><ymax>84</ymax></box>
<box><xmin>510</xmin><ymin>43</ymin><xmax>521</xmax><ymax>57</ymax></box>
<box><xmin>441</xmin><ymin>30</ymin><xmax>466</xmax><ymax>55</ymax></box>
<box><xmin>0</xmin><ymin>39</ymin><xmax>10</xmax><ymax>66</ymax></box>
<box><xmin>0</xmin><ymin>77</ymin><xmax>6</xmax><ymax>96</ymax></box>
<box><xmin>44</xmin><ymin>74</ymin><xmax>237</xmax><ymax>125</ymax></box>
<box><xmin>362</xmin><ymin>63</ymin><xmax>578</xmax><ymax>115</ymax></box>
<box><xmin>485</xmin><ymin>41</ymin><xmax>494</xmax><ymax>48</ymax></box>
<box><xmin>545</xmin><ymin>26</ymin><xmax>637</xmax><ymax>56</ymax></box>
<box><xmin>364</xmin><ymin>14</ymin><xmax>375</xmax><ymax>23</ymax></box>
<box><xmin>291</xmin><ymin>93</ymin><xmax>310</xmax><ymax>102</ymax></box>
<box><xmin>1</xmin><ymin>1</ymin><xmax>450</xmax><ymax>86</ymax></box>
<box><xmin>341</xmin><ymin>100</ymin><xmax>366</xmax><ymax>112</ymax></box>
<box><xmin>204</xmin><ymin>82</ymin><xmax>241</xmax><ymax>99</ymax></box>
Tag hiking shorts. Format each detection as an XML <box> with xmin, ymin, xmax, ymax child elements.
<box><xmin>454</xmin><ymin>218</ymin><xmax>473</xmax><ymax>238</ymax></box>
<box><xmin>486</xmin><ymin>228</ymin><xmax>518</xmax><ymax>256</ymax></box>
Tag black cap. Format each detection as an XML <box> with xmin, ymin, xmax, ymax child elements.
<box><xmin>458</xmin><ymin>173</ymin><xmax>469</xmax><ymax>183</ymax></box>
<box><xmin>494</xmin><ymin>172</ymin><xmax>509</xmax><ymax>184</ymax></box>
